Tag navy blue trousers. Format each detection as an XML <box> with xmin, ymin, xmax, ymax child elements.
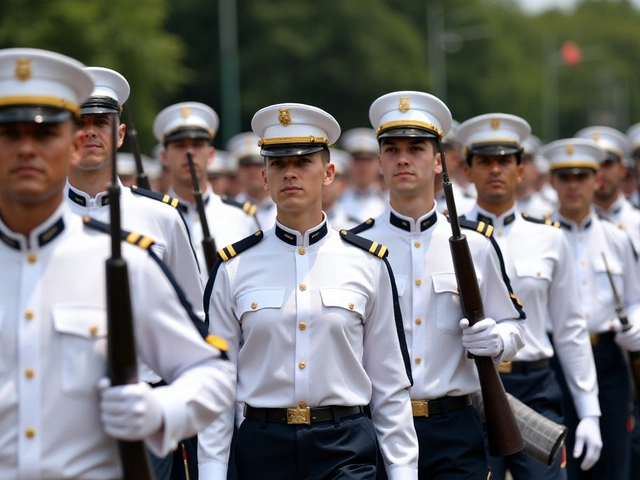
<box><xmin>629</xmin><ymin>401</ymin><xmax>640</xmax><ymax>480</ymax></box>
<box><xmin>551</xmin><ymin>340</ymin><xmax>632</xmax><ymax>480</ymax></box>
<box><xmin>234</xmin><ymin>412</ymin><xmax>378</xmax><ymax>480</ymax></box>
<box><xmin>487</xmin><ymin>367</ymin><xmax>566</xmax><ymax>480</ymax></box>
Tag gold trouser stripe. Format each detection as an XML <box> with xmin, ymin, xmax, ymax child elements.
<box><xmin>138</xmin><ymin>236</ymin><xmax>153</xmax><ymax>249</ymax></box>
<box><xmin>170</xmin><ymin>198</ymin><xmax>179</xmax><ymax>208</ymax></box>
<box><xmin>162</xmin><ymin>194</ymin><xmax>171</xmax><ymax>204</ymax></box>
<box><xmin>227</xmin><ymin>245</ymin><xmax>237</xmax><ymax>257</ymax></box>
<box><xmin>377</xmin><ymin>246</ymin><xmax>388</xmax><ymax>258</ymax></box>
<box><xmin>369</xmin><ymin>241</ymin><xmax>379</xmax><ymax>254</ymax></box>
<box><xmin>126</xmin><ymin>232</ymin><xmax>141</xmax><ymax>244</ymax></box>
<box><xmin>218</xmin><ymin>249</ymin><xmax>229</xmax><ymax>261</ymax></box>
<box><xmin>485</xmin><ymin>225</ymin><xmax>494</xmax><ymax>237</ymax></box>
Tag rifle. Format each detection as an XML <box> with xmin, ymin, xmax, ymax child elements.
<box><xmin>106</xmin><ymin>113</ymin><xmax>155</xmax><ymax>479</ymax></box>
<box><xmin>601</xmin><ymin>252</ymin><xmax>640</xmax><ymax>400</ymax></box>
<box><xmin>124</xmin><ymin>106</ymin><xmax>151</xmax><ymax>190</ymax></box>
<box><xmin>186</xmin><ymin>151</ymin><xmax>217</xmax><ymax>273</ymax></box>
<box><xmin>438</xmin><ymin>138</ymin><xmax>525</xmax><ymax>456</ymax></box>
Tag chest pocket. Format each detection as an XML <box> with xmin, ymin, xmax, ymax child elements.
<box><xmin>432</xmin><ymin>272</ymin><xmax>462</xmax><ymax>335</ymax></box>
<box><xmin>592</xmin><ymin>255</ymin><xmax>624</xmax><ymax>303</ymax></box>
<box><xmin>320</xmin><ymin>288</ymin><xmax>368</xmax><ymax>319</ymax></box>
<box><xmin>394</xmin><ymin>275</ymin><xmax>407</xmax><ymax>297</ymax></box>
<box><xmin>235</xmin><ymin>288</ymin><xmax>285</xmax><ymax>320</ymax></box>
<box><xmin>52</xmin><ymin>305</ymin><xmax>107</xmax><ymax>397</ymax></box>
<box><xmin>513</xmin><ymin>260</ymin><xmax>553</xmax><ymax>283</ymax></box>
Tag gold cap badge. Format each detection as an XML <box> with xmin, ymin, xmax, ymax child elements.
<box><xmin>592</xmin><ymin>132</ymin><xmax>600</xmax><ymax>141</ymax></box>
<box><xmin>490</xmin><ymin>118</ymin><xmax>500</xmax><ymax>130</ymax></box>
<box><xmin>398</xmin><ymin>97</ymin><xmax>410</xmax><ymax>113</ymax></box>
<box><xmin>15</xmin><ymin>59</ymin><xmax>32</xmax><ymax>81</ymax></box>
<box><xmin>565</xmin><ymin>144</ymin><xmax>574</xmax><ymax>155</ymax></box>
<box><xmin>180</xmin><ymin>107</ymin><xmax>191</xmax><ymax>119</ymax></box>
<box><xmin>278</xmin><ymin>108</ymin><xmax>291</xmax><ymax>127</ymax></box>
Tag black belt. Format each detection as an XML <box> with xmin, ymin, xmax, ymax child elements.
<box><xmin>590</xmin><ymin>331</ymin><xmax>615</xmax><ymax>346</ymax></box>
<box><xmin>244</xmin><ymin>405</ymin><xmax>363</xmax><ymax>425</ymax></box>
<box><xmin>497</xmin><ymin>358</ymin><xmax>550</xmax><ymax>374</ymax></box>
<box><xmin>411</xmin><ymin>394</ymin><xmax>473</xmax><ymax>417</ymax></box>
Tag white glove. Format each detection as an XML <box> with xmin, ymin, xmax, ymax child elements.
<box><xmin>460</xmin><ymin>318</ymin><xmax>504</xmax><ymax>358</ymax></box>
<box><xmin>98</xmin><ymin>377</ymin><xmax>163</xmax><ymax>440</ymax></box>
<box><xmin>574</xmin><ymin>416</ymin><xmax>602</xmax><ymax>471</ymax></box>
<box><xmin>614</xmin><ymin>321</ymin><xmax>640</xmax><ymax>352</ymax></box>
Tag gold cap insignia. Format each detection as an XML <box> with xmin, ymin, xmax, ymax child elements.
<box><xmin>490</xmin><ymin>118</ymin><xmax>500</xmax><ymax>130</ymax></box>
<box><xmin>15</xmin><ymin>59</ymin><xmax>32</xmax><ymax>81</ymax></box>
<box><xmin>592</xmin><ymin>132</ymin><xmax>600</xmax><ymax>141</ymax></box>
<box><xmin>398</xmin><ymin>97</ymin><xmax>410</xmax><ymax>113</ymax></box>
<box><xmin>565</xmin><ymin>144</ymin><xmax>574</xmax><ymax>155</ymax></box>
<box><xmin>180</xmin><ymin>107</ymin><xmax>191</xmax><ymax>119</ymax></box>
<box><xmin>278</xmin><ymin>108</ymin><xmax>291</xmax><ymax>127</ymax></box>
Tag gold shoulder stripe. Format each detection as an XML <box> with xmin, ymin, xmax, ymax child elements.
<box><xmin>138</xmin><ymin>236</ymin><xmax>154</xmax><ymax>249</ymax></box>
<box><xmin>227</xmin><ymin>245</ymin><xmax>237</xmax><ymax>257</ymax></box>
<box><xmin>170</xmin><ymin>198</ymin><xmax>180</xmax><ymax>208</ymax></box>
<box><xmin>369</xmin><ymin>241</ymin><xmax>379</xmax><ymax>254</ymax></box>
<box><xmin>217</xmin><ymin>248</ymin><xmax>229</xmax><ymax>262</ymax></box>
<box><xmin>248</xmin><ymin>205</ymin><xmax>257</xmax><ymax>216</ymax></box>
<box><xmin>126</xmin><ymin>232</ymin><xmax>141</xmax><ymax>244</ymax></box>
<box><xmin>485</xmin><ymin>225</ymin><xmax>494</xmax><ymax>237</ymax></box>
<box><xmin>477</xmin><ymin>221</ymin><xmax>486</xmax><ymax>234</ymax></box>
<box><xmin>205</xmin><ymin>334</ymin><xmax>229</xmax><ymax>352</ymax></box>
<box><xmin>377</xmin><ymin>245</ymin><xmax>388</xmax><ymax>259</ymax></box>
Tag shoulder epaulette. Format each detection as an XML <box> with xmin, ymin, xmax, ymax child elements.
<box><xmin>457</xmin><ymin>217</ymin><xmax>494</xmax><ymax>238</ymax></box>
<box><xmin>221</xmin><ymin>195</ymin><xmax>257</xmax><ymax>216</ymax></box>
<box><xmin>217</xmin><ymin>230</ymin><xmax>264</xmax><ymax>262</ymax></box>
<box><xmin>83</xmin><ymin>216</ymin><xmax>156</xmax><ymax>250</ymax></box>
<box><xmin>521</xmin><ymin>212</ymin><xmax>560</xmax><ymax>228</ymax></box>
<box><xmin>130</xmin><ymin>185</ymin><xmax>180</xmax><ymax>209</ymax></box>
<box><xmin>349</xmin><ymin>218</ymin><xmax>375</xmax><ymax>234</ymax></box>
<box><xmin>339</xmin><ymin>229</ymin><xmax>388</xmax><ymax>259</ymax></box>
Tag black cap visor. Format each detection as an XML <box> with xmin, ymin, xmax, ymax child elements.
<box><xmin>378</xmin><ymin>126</ymin><xmax>439</xmax><ymax>140</ymax></box>
<box><xmin>81</xmin><ymin>96</ymin><xmax>121</xmax><ymax>115</ymax></box>
<box><xmin>164</xmin><ymin>126</ymin><xmax>213</xmax><ymax>145</ymax></box>
<box><xmin>0</xmin><ymin>105</ymin><xmax>72</xmax><ymax>124</ymax></box>
<box><xmin>468</xmin><ymin>142</ymin><xmax>521</xmax><ymax>157</ymax></box>
<box><xmin>238</xmin><ymin>154</ymin><xmax>265</xmax><ymax>166</ymax></box>
<box><xmin>551</xmin><ymin>166</ymin><xmax>597</xmax><ymax>175</ymax></box>
<box><xmin>260</xmin><ymin>143</ymin><xmax>327</xmax><ymax>158</ymax></box>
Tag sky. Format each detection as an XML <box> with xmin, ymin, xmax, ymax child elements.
<box><xmin>518</xmin><ymin>0</ymin><xmax>640</xmax><ymax>13</ymax></box>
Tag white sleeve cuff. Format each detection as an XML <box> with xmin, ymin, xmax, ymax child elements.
<box><xmin>144</xmin><ymin>385</ymin><xmax>189</xmax><ymax>457</ymax></box>
<box><xmin>386</xmin><ymin>465</ymin><xmax>418</xmax><ymax>480</ymax></box>
<box><xmin>198</xmin><ymin>461</ymin><xmax>229</xmax><ymax>480</ymax></box>
<box><xmin>574</xmin><ymin>394</ymin><xmax>602</xmax><ymax>420</ymax></box>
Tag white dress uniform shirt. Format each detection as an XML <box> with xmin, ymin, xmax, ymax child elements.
<box><xmin>465</xmin><ymin>204</ymin><xmax>600</xmax><ymax>419</ymax></box>
<box><xmin>517</xmin><ymin>191</ymin><xmax>555</xmax><ymax>219</ymax></box>
<box><xmin>550</xmin><ymin>209</ymin><xmax>640</xmax><ymax>333</ymax></box>
<box><xmin>594</xmin><ymin>192</ymin><xmax>640</xmax><ymax>253</ymax></box>
<box><xmin>168</xmin><ymin>185</ymin><xmax>259</xmax><ymax>281</ymax></box>
<box><xmin>337</xmin><ymin>186</ymin><xmax>387</xmax><ymax>223</ymax></box>
<box><xmin>199</xmin><ymin>217</ymin><xmax>418</xmax><ymax>480</ymax></box>
<box><xmin>0</xmin><ymin>203</ymin><xmax>235</xmax><ymax>480</ymax></box>
<box><xmin>358</xmin><ymin>205</ymin><xmax>525</xmax><ymax>400</ymax></box>
<box><xmin>434</xmin><ymin>182</ymin><xmax>475</xmax><ymax>216</ymax></box>
<box><xmin>65</xmin><ymin>179</ymin><xmax>205</xmax><ymax>383</ymax></box>
<box><xmin>235</xmin><ymin>192</ymin><xmax>277</xmax><ymax>230</ymax></box>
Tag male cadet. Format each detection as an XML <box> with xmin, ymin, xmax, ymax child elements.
<box><xmin>227</xmin><ymin>131</ymin><xmax>277</xmax><ymax>229</ymax></box>
<box><xmin>626</xmin><ymin>123</ymin><xmax>640</xmax><ymax>208</ymax></box>
<box><xmin>515</xmin><ymin>134</ymin><xmax>555</xmax><ymax>218</ymax></box>
<box><xmin>459</xmin><ymin>114</ymin><xmax>602</xmax><ymax>479</ymax></box>
<box><xmin>574</xmin><ymin>126</ymin><xmax>640</xmax><ymax>252</ymax></box>
<box><xmin>207</xmin><ymin>149</ymin><xmax>233</xmax><ymax>196</ymax></box>
<box><xmin>199</xmin><ymin>103</ymin><xmax>418</xmax><ymax>480</ymax></box>
<box><xmin>543</xmin><ymin>138</ymin><xmax>640</xmax><ymax>479</ymax></box>
<box><xmin>354</xmin><ymin>91</ymin><xmax>525</xmax><ymax>479</ymax></box>
<box><xmin>154</xmin><ymin>103</ymin><xmax>258</xmax><ymax>280</ymax></box>
<box><xmin>0</xmin><ymin>47</ymin><xmax>235</xmax><ymax>480</ymax></box>
<box><xmin>338</xmin><ymin>127</ymin><xmax>388</xmax><ymax>222</ymax></box>
<box><xmin>323</xmin><ymin>147</ymin><xmax>360</xmax><ymax>230</ymax></box>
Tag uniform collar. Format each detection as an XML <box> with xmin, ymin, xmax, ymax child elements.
<box><xmin>388</xmin><ymin>205</ymin><xmax>438</xmax><ymax>233</ymax></box>
<box><xmin>467</xmin><ymin>204</ymin><xmax>518</xmax><ymax>227</ymax></box>
<box><xmin>0</xmin><ymin>201</ymin><xmax>67</xmax><ymax>251</ymax></box>
<box><xmin>554</xmin><ymin>209</ymin><xmax>593</xmax><ymax>231</ymax></box>
<box><xmin>594</xmin><ymin>193</ymin><xmax>625</xmax><ymax>219</ymax></box>
<box><xmin>65</xmin><ymin>178</ymin><xmax>123</xmax><ymax>208</ymax></box>
<box><xmin>238</xmin><ymin>192</ymin><xmax>275</xmax><ymax>210</ymax></box>
<box><xmin>274</xmin><ymin>215</ymin><xmax>329</xmax><ymax>247</ymax></box>
<box><xmin>170</xmin><ymin>186</ymin><xmax>212</xmax><ymax>214</ymax></box>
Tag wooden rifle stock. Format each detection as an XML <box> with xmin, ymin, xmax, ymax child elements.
<box><xmin>601</xmin><ymin>253</ymin><xmax>640</xmax><ymax>400</ymax></box>
<box><xmin>438</xmin><ymin>139</ymin><xmax>525</xmax><ymax>456</ymax></box>
<box><xmin>106</xmin><ymin>116</ymin><xmax>155</xmax><ymax>480</ymax></box>
<box><xmin>124</xmin><ymin>106</ymin><xmax>151</xmax><ymax>190</ymax></box>
<box><xmin>186</xmin><ymin>151</ymin><xmax>217</xmax><ymax>273</ymax></box>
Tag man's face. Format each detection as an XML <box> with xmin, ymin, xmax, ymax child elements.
<box><xmin>208</xmin><ymin>174</ymin><xmax>230</xmax><ymax>196</ymax></box>
<box><xmin>262</xmin><ymin>151</ymin><xmax>334</xmax><ymax>213</ymax></box>
<box><xmin>350</xmin><ymin>154</ymin><xmax>380</xmax><ymax>190</ymax></box>
<box><xmin>595</xmin><ymin>159</ymin><xmax>624</xmax><ymax>201</ymax></box>
<box><xmin>551</xmin><ymin>171</ymin><xmax>597</xmax><ymax>216</ymax></box>
<box><xmin>443</xmin><ymin>142</ymin><xmax>461</xmax><ymax>172</ymax></box>
<box><xmin>379</xmin><ymin>137</ymin><xmax>440</xmax><ymax>198</ymax></box>
<box><xmin>237</xmin><ymin>162</ymin><xmax>265</xmax><ymax>198</ymax></box>
<box><xmin>76</xmin><ymin>114</ymin><xmax>125</xmax><ymax>171</ymax></box>
<box><xmin>162</xmin><ymin>137</ymin><xmax>213</xmax><ymax>188</ymax></box>
<box><xmin>466</xmin><ymin>154</ymin><xmax>522</xmax><ymax>206</ymax></box>
<box><xmin>0</xmin><ymin>120</ymin><xmax>83</xmax><ymax>205</ymax></box>
<box><xmin>515</xmin><ymin>155</ymin><xmax>539</xmax><ymax>196</ymax></box>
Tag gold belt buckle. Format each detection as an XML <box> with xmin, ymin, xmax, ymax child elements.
<box><xmin>411</xmin><ymin>400</ymin><xmax>429</xmax><ymax>417</ymax></box>
<box><xmin>497</xmin><ymin>361</ymin><xmax>512</xmax><ymax>373</ymax></box>
<box><xmin>286</xmin><ymin>407</ymin><xmax>311</xmax><ymax>424</ymax></box>
<box><xmin>590</xmin><ymin>333</ymin><xmax>599</xmax><ymax>346</ymax></box>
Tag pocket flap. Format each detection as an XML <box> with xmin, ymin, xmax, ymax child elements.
<box><xmin>592</xmin><ymin>255</ymin><xmax>623</xmax><ymax>275</ymax></box>
<box><xmin>236</xmin><ymin>288</ymin><xmax>285</xmax><ymax>317</ymax></box>
<box><xmin>513</xmin><ymin>260</ymin><xmax>553</xmax><ymax>281</ymax></box>
<box><xmin>52</xmin><ymin>305</ymin><xmax>107</xmax><ymax>339</ymax></box>
<box><xmin>432</xmin><ymin>272</ymin><xmax>459</xmax><ymax>294</ymax></box>
<box><xmin>320</xmin><ymin>288</ymin><xmax>368</xmax><ymax>316</ymax></box>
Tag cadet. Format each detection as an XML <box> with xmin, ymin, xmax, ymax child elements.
<box><xmin>206</xmin><ymin>149</ymin><xmax>233</xmax><ymax>196</ymax></box>
<box><xmin>0</xmin><ymin>47</ymin><xmax>235</xmax><ymax>480</ymax></box>
<box><xmin>515</xmin><ymin>134</ymin><xmax>555</xmax><ymax>218</ymax></box>
<box><xmin>153</xmin><ymin>103</ymin><xmax>259</xmax><ymax>280</ymax></box>
<box><xmin>355</xmin><ymin>91</ymin><xmax>525</xmax><ymax>479</ymax></box>
<box><xmin>543</xmin><ymin>138</ymin><xmax>640</xmax><ymax>479</ymax></box>
<box><xmin>626</xmin><ymin>123</ymin><xmax>640</xmax><ymax>208</ymax></box>
<box><xmin>323</xmin><ymin>147</ymin><xmax>359</xmax><ymax>230</ymax></box>
<box><xmin>575</xmin><ymin>126</ymin><xmax>640</xmax><ymax>252</ymax></box>
<box><xmin>199</xmin><ymin>103</ymin><xmax>419</xmax><ymax>479</ymax></box>
<box><xmin>459</xmin><ymin>114</ymin><xmax>601</xmax><ymax>479</ymax></box>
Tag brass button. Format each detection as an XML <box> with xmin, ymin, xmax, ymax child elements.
<box><xmin>415</xmin><ymin>318</ymin><xmax>422</xmax><ymax>325</ymax></box>
<box><xmin>25</xmin><ymin>428</ymin><xmax>35</xmax><ymax>439</ymax></box>
<box><xmin>497</xmin><ymin>231</ymin><xmax>503</xmax><ymax>237</ymax></box>
<box><xmin>348</xmin><ymin>302</ymin><xmax>355</xmax><ymax>310</ymax></box>
<box><xmin>27</xmin><ymin>253</ymin><xmax>37</xmax><ymax>264</ymax></box>
<box><xmin>299</xmin><ymin>322</ymin><xmax>306</xmax><ymax>331</ymax></box>
<box><xmin>415</xmin><ymin>357</ymin><xmax>422</xmax><ymax>364</ymax></box>
<box><xmin>577</xmin><ymin>237</ymin><xmax>583</xmax><ymax>243</ymax></box>
<box><xmin>415</xmin><ymin>279</ymin><xmax>422</xmax><ymax>286</ymax></box>
<box><xmin>298</xmin><ymin>361</ymin><xmax>306</xmax><ymax>369</ymax></box>
<box><xmin>298</xmin><ymin>247</ymin><xmax>306</xmax><ymax>255</ymax></box>
<box><xmin>582</xmin><ymin>280</ymin><xmax>587</xmax><ymax>285</ymax></box>
<box><xmin>536</xmin><ymin>272</ymin><xmax>541</xmax><ymax>277</ymax></box>
<box><xmin>580</xmin><ymin>260</ymin><xmax>586</xmax><ymax>266</ymax></box>
<box><xmin>414</xmin><ymin>241</ymin><xmax>421</xmax><ymax>248</ymax></box>
<box><xmin>89</xmin><ymin>325</ymin><xmax>98</xmax><ymax>336</ymax></box>
<box><xmin>24</xmin><ymin>310</ymin><xmax>34</xmax><ymax>321</ymax></box>
<box><xmin>251</xmin><ymin>302</ymin><xmax>258</xmax><ymax>310</ymax></box>
<box><xmin>299</xmin><ymin>284</ymin><xmax>307</xmax><ymax>291</ymax></box>
<box><xmin>585</xmin><ymin>314</ymin><xmax>590</xmax><ymax>320</ymax></box>
<box><xmin>24</xmin><ymin>368</ymin><xmax>35</xmax><ymax>379</ymax></box>
<box><xmin>299</xmin><ymin>401</ymin><xmax>307</xmax><ymax>408</ymax></box>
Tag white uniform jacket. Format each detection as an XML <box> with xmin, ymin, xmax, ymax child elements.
<box><xmin>199</xmin><ymin>217</ymin><xmax>418</xmax><ymax>480</ymax></box>
<box><xmin>337</xmin><ymin>186</ymin><xmax>387</xmax><ymax>223</ymax></box>
<box><xmin>465</xmin><ymin>205</ymin><xmax>600</xmax><ymax>419</ymax></box>
<box><xmin>0</xmin><ymin>203</ymin><xmax>235</xmax><ymax>480</ymax></box>
<box><xmin>517</xmin><ymin>192</ymin><xmax>555</xmax><ymax>219</ymax></box>
<box><xmin>356</xmin><ymin>205</ymin><xmax>525</xmax><ymax>400</ymax></box>
<box><xmin>594</xmin><ymin>193</ymin><xmax>640</xmax><ymax>253</ymax></box>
